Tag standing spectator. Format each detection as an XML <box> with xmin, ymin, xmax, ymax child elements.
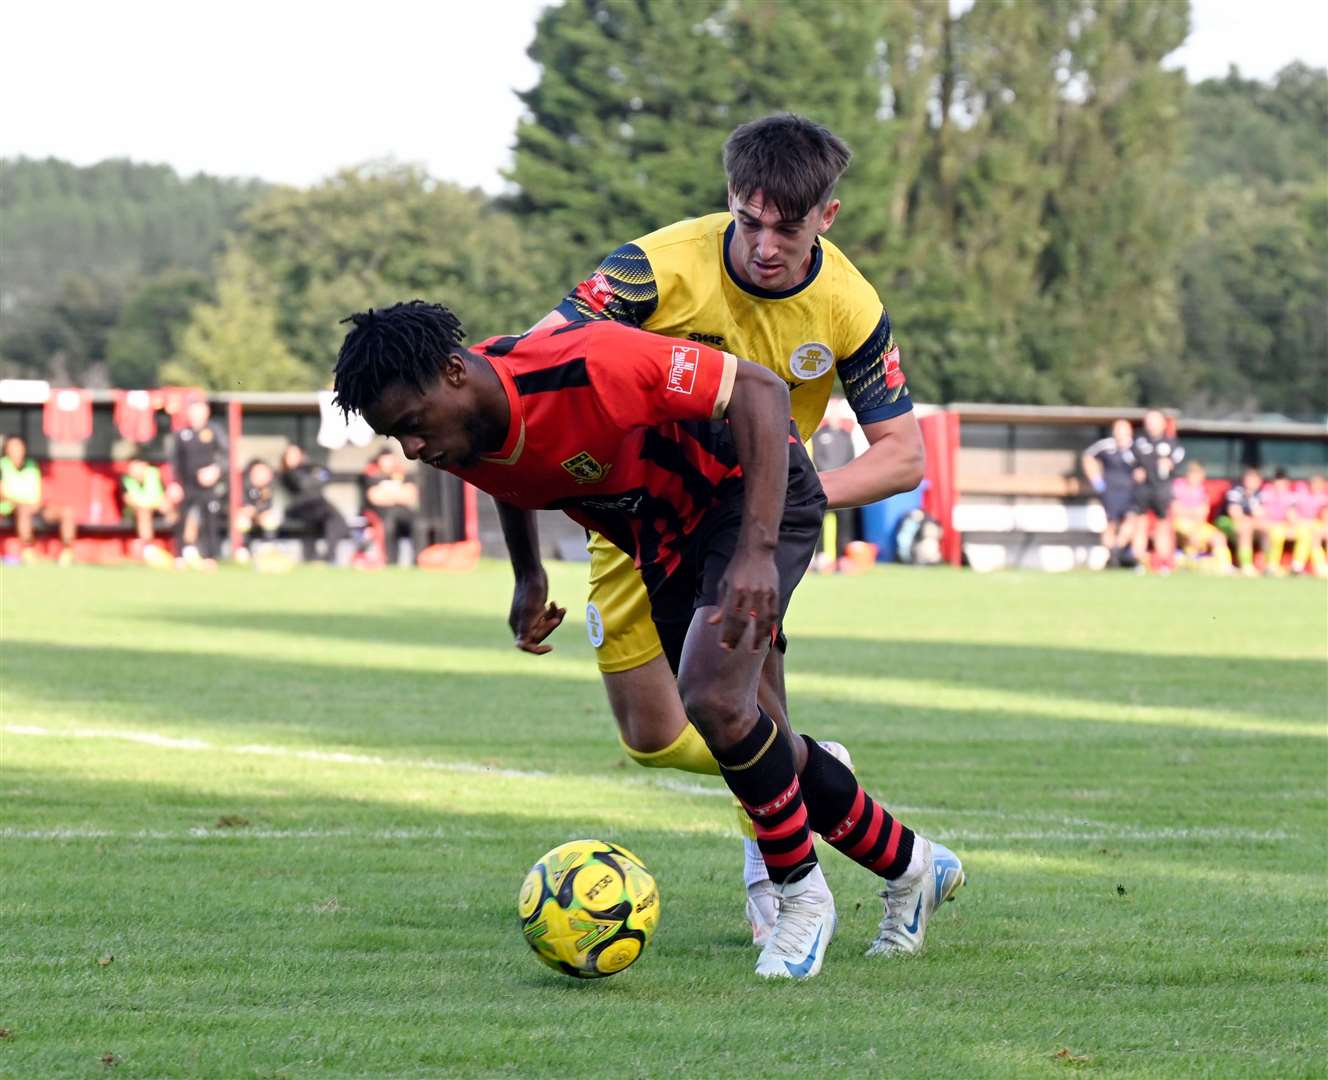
<box><xmin>234</xmin><ymin>459</ymin><xmax>282</xmax><ymax>560</ymax></box>
<box><xmin>1081</xmin><ymin>419</ymin><xmax>1139</xmax><ymax>568</ymax></box>
<box><xmin>1293</xmin><ymin>474</ymin><xmax>1328</xmax><ymax>577</ymax></box>
<box><xmin>1221</xmin><ymin>466</ymin><xmax>1264</xmax><ymax>576</ymax></box>
<box><xmin>120</xmin><ymin>457</ymin><xmax>174</xmax><ymax>559</ymax></box>
<box><xmin>0</xmin><ymin>435</ymin><xmax>76</xmax><ymax>565</ymax></box>
<box><xmin>1171</xmin><ymin>461</ymin><xmax>1231</xmax><ymax>572</ymax></box>
<box><xmin>810</xmin><ymin>415</ymin><xmax>858</xmax><ymax>571</ymax></box>
<box><xmin>361</xmin><ymin>447</ymin><xmax>425</xmax><ymax>566</ymax></box>
<box><xmin>1130</xmin><ymin>409</ymin><xmax>1184</xmax><ymax>573</ymax></box>
<box><xmin>170</xmin><ymin>400</ymin><xmax>226</xmax><ymax>568</ymax></box>
<box><xmin>279</xmin><ymin>444</ymin><xmax>350</xmax><ymax>563</ymax></box>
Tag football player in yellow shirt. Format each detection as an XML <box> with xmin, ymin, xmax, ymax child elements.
<box><xmin>500</xmin><ymin>114</ymin><xmax>963</xmax><ymax>959</ymax></box>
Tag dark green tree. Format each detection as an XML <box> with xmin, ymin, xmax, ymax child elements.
<box><xmin>0</xmin><ymin>273</ymin><xmax>124</xmax><ymax>384</ymax></box>
<box><xmin>105</xmin><ymin>269</ymin><xmax>213</xmax><ymax>388</ymax></box>
<box><xmin>510</xmin><ymin>0</ymin><xmax>1193</xmax><ymax>407</ymax></box>
<box><xmin>240</xmin><ymin>165</ymin><xmax>551</xmax><ymax>367</ymax></box>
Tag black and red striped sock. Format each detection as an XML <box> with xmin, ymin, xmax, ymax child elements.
<box><xmin>798</xmin><ymin>735</ymin><xmax>915</xmax><ymax>879</ymax></box>
<box><xmin>714</xmin><ymin>710</ymin><xmax>817</xmax><ymax>885</ymax></box>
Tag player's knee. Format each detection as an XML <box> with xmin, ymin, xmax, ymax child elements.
<box><xmin>677</xmin><ymin>676</ymin><xmax>745</xmax><ymax>746</ymax></box>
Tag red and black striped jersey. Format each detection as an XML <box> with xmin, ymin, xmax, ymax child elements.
<box><xmin>453</xmin><ymin>320</ymin><xmax>751</xmax><ymax>592</ymax></box>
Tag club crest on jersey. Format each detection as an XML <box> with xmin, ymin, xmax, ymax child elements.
<box><xmin>561</xmin><ymin>451</ymin><xmax>612</xmax><ymax>484</ymax></box>
<box><xmin>667</xmin><ymin>345</ymin><xmax>700</xmax><ymax>395</ymax></box>
<box><xmin>585</xmin><ymin>603</ymin><xmax>605</xmax><ymax>648</ymax></box>
<box><xmin>789</xmin><ymin>342</ymin><xmax>834</xmax><ymax>381</ymax></box>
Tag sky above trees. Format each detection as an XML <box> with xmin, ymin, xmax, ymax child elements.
<box><xmin>1</xmin><ymin>0</ymin><xmax>1324</xmax><ymax>192</ymax></box>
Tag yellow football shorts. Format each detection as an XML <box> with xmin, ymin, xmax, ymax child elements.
<box><xmin>585</xmin><ymin>531</ymin><xmax>665</xmax><ymax>673</ymax></box>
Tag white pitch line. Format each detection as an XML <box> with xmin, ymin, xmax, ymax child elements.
<box><xmin>1</xmin><ymin>725</ymin><xmax>1301</xmax><ymax>845</ymax></box>
<box><xmin>0</xmin><ymin>823</ymin><xmax>1295</xmax><ymax>843</ymax></box>
<box><xmin>2</xmin><ymin>723</ymin><xmax>723</xmax><ymax>797</ymax></box>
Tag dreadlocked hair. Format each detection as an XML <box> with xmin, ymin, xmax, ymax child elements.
<box><xmin>333</xmin><ymin>300</ymin><xmax>466</xmax><ymax>418</ymax></box>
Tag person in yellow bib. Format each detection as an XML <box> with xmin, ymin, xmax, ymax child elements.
<box><xmin>0</xmin><ymin>435</ymin><xmax>76</xmax><ymax>565</ymax></box>
<box><xmin>502</xmin><ymin>114</ymin><xmax>957</xmax><ymax>959</ymax></box>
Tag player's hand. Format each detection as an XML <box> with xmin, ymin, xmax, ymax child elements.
<box><xmin>710</xmin><ymin>549</ymin><xmax>779</xmax><ymax>652</ymax></box>
<box><xmin>509</xmin><ymin>572</ymin><xmax>565</xmax><ymax>655</ymax></box>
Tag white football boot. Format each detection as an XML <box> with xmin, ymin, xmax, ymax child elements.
<box><xmin>744</xmin><ymin>741</ymin><xmax>854</xmax><ymax>946</ymax></box>
<box><xmin>754</xmin><ymin>863</ymin><xmax>836</xmax><ymax>979</ymax></box>
<box><xmin>865</xmin><ymin>835</ymin><xmax>965</xmax><ymax>958</ymax></box>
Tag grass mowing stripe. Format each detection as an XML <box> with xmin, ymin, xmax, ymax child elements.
<box><xmin>1</xmin><ymin>564</ymin><xmax>1324</xmax><ymax>1078</ymax></box>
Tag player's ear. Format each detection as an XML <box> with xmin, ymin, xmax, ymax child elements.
<box><xmin>817</xmin><ymin>198</ymin><xmax>841</xmax><ymax>234</ymax></box>
<box><xmin>442</xmin><ymin>350</ymin><xmax>468</xmax><ymax>387</ymax></box>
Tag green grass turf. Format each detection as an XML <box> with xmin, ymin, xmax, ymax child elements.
<box><xmin>1</xmin><ymin>562</ymin><xmax>1325</xmax><ymax>1079</ymax></box>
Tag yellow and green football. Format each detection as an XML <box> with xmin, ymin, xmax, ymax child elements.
<box><xmin>517</xmin><ymin>839</ymin><xmax>660</xmax><ymax>979</ymax></box>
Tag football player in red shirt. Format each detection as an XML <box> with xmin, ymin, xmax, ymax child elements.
<box><xmin>333</xmin><ymin>301</ymin><xmax>965</xmax><ymax>980</ymax></box>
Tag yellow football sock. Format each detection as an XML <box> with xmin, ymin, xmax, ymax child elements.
<box><xmin>734</xmin><ymin>796</ymin><xmax>756</xmax><ymax>841</ymax></box>
<box><xmin>1290</xmin><ymin>525</ymin><xmax>1311</xmax><ymax>571</ymax></box>
<box><xmin>620</xmin><ymin>724</ymin><xmax>721</xmax><ymax>776</ymax></box>
<box><xmin>1268</xmin><ymin>525</ymin><xmax>1287</xmax><ymax>570</ymax></box>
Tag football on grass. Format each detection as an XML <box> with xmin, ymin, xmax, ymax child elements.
<box><xmin>518</xmin><ymin>839</ymin><xmax>660</xmax><ymax>978</ymax></box>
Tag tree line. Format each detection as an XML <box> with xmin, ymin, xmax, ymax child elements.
<box><xmin>1</xmin><ymin>0</ymin><xmax>1323</xmax><ymax>418</ymax></box>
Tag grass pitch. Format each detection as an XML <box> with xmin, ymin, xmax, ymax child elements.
<box><xmin>1</xmin><ymin>562</ymin><xmax>1325</xmax><ymax>1078</ymax></box>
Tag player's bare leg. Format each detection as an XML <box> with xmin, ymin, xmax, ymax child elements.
<box><xmin>676</xmin><ymin>607</ymin><xmax>833</xmax><ymax>979</ymax></box>
<box><xmin>603</xmin><ymin>657</ymin><xmax>690</xmax><ymax>753</ymax></box>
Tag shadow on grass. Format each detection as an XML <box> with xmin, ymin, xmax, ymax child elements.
<box><xmin>4</xmin><ymin>636</ymin><xmax>1321</xmax><ymax>771</ymax></box>
<box><xmin>139</xmin><ymin>608</ymin><xmax>1326</xmax><ymax>723</ymax></box>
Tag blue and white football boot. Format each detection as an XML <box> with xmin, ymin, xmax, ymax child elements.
<box><xmin>865</xmin><ymin>836</ymin><xmax>965</xmax><ymax>958</ymax></box>
<box><xmin>755</xmin><ymin>863</ymin><xmax>836</xmax><ymax>979</ymax></box>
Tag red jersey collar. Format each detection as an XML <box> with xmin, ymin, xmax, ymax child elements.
<box><xmin>479</xmin><ymin>354</ymin><xmax>525</xmax><ymax>466</ymax></box>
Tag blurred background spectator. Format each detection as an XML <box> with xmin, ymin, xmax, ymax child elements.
<box><xmin>810</xmin><ymin>415</ymin><xmax>859</xmax><ymax>572</ymax></box>
<box><xmin>1171</xmin><ymin>461</ymin><xmax>1231</xmax><ymax>573</ymax></box>
<box><xmin>1081</xmin><ymin>420</ymin><xmax>1140</xmax><ymax>568</ymax></box>
<box><xmin>1131</xmin><ymin>409</ymin><xmax>1185</xmax><ymax>573</ymax></box>
<box><xmin>169</xmin><ymin>399</ymin><xmax>225</xmax><ymax>568</ymax></box>
<box><xmin>360</xmin><ymin>447</ymin><xmax>424</xmax><ymax>567</ymax></box>
<box><xmin>234</xmin><ymin>458</ymin><xmax>282</xmax><ymax>561</ymax></box>
<box><xmin>0</xmin><ymin>434</ymin><xmax>76</xmax><ymax>565</ymax></box>
<box><xmin>120</xmin><ymin>456</ymin><xmax>174</xmax><ymax>561</ymax></box>
<box><xmin>280</xmin><ymin>444</ymin><xmax>350</xmax><ymax>564</ymax></box>
<box><xmin>1219</xmin><ymin>466</ymin><xmax>1264</xmax><ymax>576</ymax></box>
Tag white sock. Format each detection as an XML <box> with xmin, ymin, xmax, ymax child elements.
<box><xmin>900</xmin><ymin>835</ymin><xmax>929</xmax><ymax>880</ymax></box>
<box><xmin>743</xmin><ymin>838</ymin><xmax>770</xmax><ymax>890</ymax></box>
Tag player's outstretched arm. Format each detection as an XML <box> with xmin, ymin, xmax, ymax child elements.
<box><xmin>497</xmin><ymin>500</ymin><xmax>565</xmax><ymax>654</ymax></box>
<box><xmin>818</xmin><ymin>412</ymin><xmax>924</xmax><ymax>509</ymax></box>
<box><xmin>709</xmin><ymin>361</ymin><xmax>793</xmax><ymax>652</ymax></box>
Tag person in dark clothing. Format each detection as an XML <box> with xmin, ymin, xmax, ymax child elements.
<box><xmin>361</xmin><ymin>447</ymin><xmax>426</xmax><ymax>566</ymax></box>
<box><xmin>279</xmin><ymin>444</ymin><xmax>350</xmax><ymax>563</ymax></box>
<box><xmin>170</xmin><ymin>400</ymin><xmax>226</xmax><ymax>565</ymax></box>
<box><xmin>235</xmin><ymin>459</ymin><xmax>282</xmax><ymax>558</ymax></box>
<box><xmin>1081</xmin><ymin>419</ymin><xmax>1138</xmax><ymax>568</ymax></box>
<box><xmin>1130</xmin><ymin>409</ymin><xmax>1184</xmax><ymax>572</ymax></box>
<box><xmin>810</xmin><ymin>416</ymin><xmax>858</xmax><ymax>569</ymax></box>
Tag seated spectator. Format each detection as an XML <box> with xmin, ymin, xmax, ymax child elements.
<box><xmin>1081</xmin><ymin>419</ymin><xmax>1139</xmax><ymax>568</ymax></box>
<box><xmin>361</xmin><ymin>447</ymin><xmax>425</xmax><ymax>566</ymax></box>
<box><xmin>234</xmin><ymin>459</ymin><xmax>282</xmax><ymax>561</ymax></box>
<box><xmin>170</xmin><ymin>399</ymin><xmax>226</xmax><ymax>568</ymax></box>
<box><xmin>280</xmin><ymin>444</ymin><xmax>350</xmax><ymax>564</ymax></box>
<box><xmin>0</xmin><ymin>435</ymin><xmax>76</xmax><ymax>565</ymax></box>
<box><xmin>1293</xmin><ymin>474</ymin><xmax>1328</xmax><ymax>577</ymax></box>
<box><xmin>1258</xmin><ymin>469</ymin><xmax>1314</xmax><ymax>577</ymax></box>
<box><xmin>121</xmin><ymin>457</ymin><xmax>175</xmax><ymax>558</ymax></box>
<box><xmin>1130</xmin><ymin>410</ymin><xmax>1183</xmax><ymax>573</ymax></box>
<box><xmin>1220</xmin><ymin>466</ymin><xmax>1264</xmax><ymax>576</ymax></box>
<box><xmin>1171</xmin><ymin>461</ymin><xmax>1231</xmax><ymax>573</ymax></box>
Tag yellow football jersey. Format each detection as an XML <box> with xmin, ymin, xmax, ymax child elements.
<box><xmin>557</xmin><ymin>212</ymin><xmax>909</xmax><ymax>441</ymax></box>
